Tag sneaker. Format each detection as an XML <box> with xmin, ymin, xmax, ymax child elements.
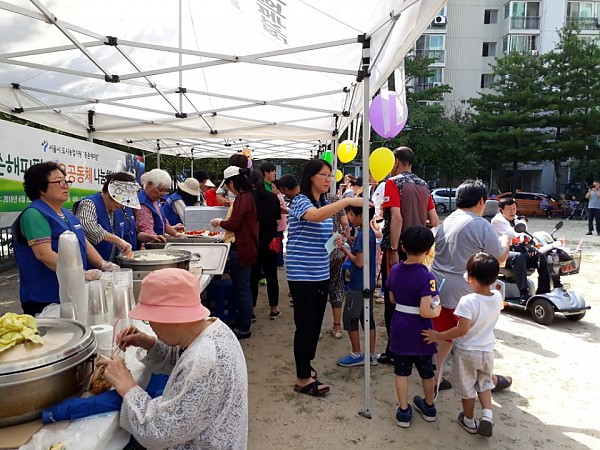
<box><xmin>413</xmin><ymin>396</ymin><xmax>436</xmax><ymax>422</ymax></box>
<box><xmin>434</xmin><ymin>378</ymin><xmax>452</xmax><ymax>396</ymax></box>
<box><xmin>477</xmin><ymin>416</ymin><xmax>493</xmax><ymax>437</ymax></box>
<box><xmin>396</xmin><ymin>404</ymin><xmax>413</xmax><ymax>428</ymax></box>
<box><xmin>251</xmin><ymin>313</ymin><xmax>257</xmax><ymax>322</ymax></box>
<box><xmin>370</xmin><ymin>355</ymin><xmax>378</xmax><ymax>366</ymax></box>
<box><xmin>269</xmin><ymin>310</ymin><xmax>281</xmax><ymax>320</ymax></box>
<box><xmin>457</xmin><ymin>412</ymin><xmax>478</xmax><ymax>434</ymax></box>
<box><xmin>330</xmin><ymin>328</ymin><xmax>343</xmax><ymax>339</ymax></box>
<box><xmin>377</xmin><ymin>353</ymin><xmax>395</xmax><ymax>365</ymax></box>
<box><xmin>259</xmin><ymin>278</ymin><xmax>267</xmax><ymax>285</ymax></box>
<box><xmin>337</xmin><ymin>353</ymin><xmax>365</xmax><ymax>367</ymax></box>
<box><xmin>586</xmin><ymin>232</ymin><xmax>593</xmax><ymax>235</ymax></box>
<box><xmin>374</xmin><ymin>296</ymin><xmax>384</xmax><ymax>304</ymax></box>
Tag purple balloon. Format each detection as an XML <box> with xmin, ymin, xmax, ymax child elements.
<box><xmin>369</xmin><ymin>92</ymin><xmax>408</xmax><ymax>138</ymax></box>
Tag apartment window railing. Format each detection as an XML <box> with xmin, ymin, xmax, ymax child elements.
<box><xmin>415</xmin><ymin>49</ymin><xmax>446</xmax><ymax>63</ymax></box>
<box><xmin>566</xmin><ymin>17</ymin><xmax>599</xmax><ymax>30</ymax></box>
<box><xmin>510</xmin><ymin>16</ymin><xmax>540</xmax><ymax>29</ymax></box>
<box><xmin>414</xmin><ymin>82</ymin><xmax>441</xmax><ymax>93</ymax></box>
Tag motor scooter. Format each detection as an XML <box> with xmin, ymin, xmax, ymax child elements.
<box><xmin>494</xmin><ymin>220</ymin><xmax>590</xmax><ymax>325</ymax></box>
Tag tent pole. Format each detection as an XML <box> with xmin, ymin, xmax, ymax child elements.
<box><xmin>331</xmin><ymin>139</ymin><xmax>338</xmax><ymax>196</ymax></box>
<box><xmin>359</xmin><ymin>37</ymin><xmax>372</xmax><ymax>420</ymax></box>
<box><xmin>178</xmin><ymin>0</ymin><xmax>183</xmax><ymax>114</ymax></box>
<box><xmin>156</xmin><ymin>140</ymin><xmax>161</xmax><ymax>170</ymax></box>
<box><xmin>191</xmin><ymin>148</ymin><xmax>194</xmax><ymax>175</ymax></box>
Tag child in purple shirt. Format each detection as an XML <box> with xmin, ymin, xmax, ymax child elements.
<box><xmin>386</xmin><ymin>225</ymin><xmax>441</xmax><ymax>428</ymax></box>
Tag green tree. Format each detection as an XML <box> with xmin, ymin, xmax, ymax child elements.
<box><xmin>541</xmin><ymin>25</ymin><xmax>600</xmax><ymax>192</ymax></box>
<box><xmin>371</xmin><ymin>55</ymin><xmax>477</xmax><ymax>184</ymax></box>
<box><xmin>468</xmin><ymin>51</ymin><xmax>547</xmax><ymax>190</ymax></box>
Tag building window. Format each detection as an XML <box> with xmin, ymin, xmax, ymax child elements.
<box><xmin>415</xmin><ymin>35</ymin><xmax>446</xmax><ymax>63</ymax></box>
<box><xmin>415</xmin><ymin>68</ymin><xmax>443</xmax><ymax>92</ymax></box>
<box><xmin>510</xmin><ymin>1</ymin><xmax>540</xmax><ymax>29</ymax></box>
<box><xmin>567</xmin><ymin>2</ymin><xmax>597</xmax><ymax>29</ymax></box>
<box><xmin>481</xmin><ymin>74</ymin><xmax>494</xmax><ymax>89</ymax></box>
<box><xmin>482</xmin><ymin>42</ymin><xmax>497</xmax><ymax>57</ymax></box>
<box><xmin>484</xmin><ymin>9</ymin><xmax>498</xmax><ymax>24</ymax></box>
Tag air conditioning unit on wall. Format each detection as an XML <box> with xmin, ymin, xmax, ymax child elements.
<box><xmin>434</xmin><ymin>16</ymin><xmax>447</xmax><ymax>25</ymax></box>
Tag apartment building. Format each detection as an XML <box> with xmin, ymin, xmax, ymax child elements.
<box><xmin>415</xmin><ymin>0</ymin><xmax>600</xmax><ymax>111</ymax></box>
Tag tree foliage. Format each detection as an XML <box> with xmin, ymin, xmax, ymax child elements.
<box><xmin>540</xmin><ymin>25</ymin><xmax>600</xmax><ymax>190</ymax></box>
<box><xmin>468</xmin><ymin>52</ymin><xmax>548</xmax><ymax>189</ymax></box>
<box><xmin>468</xmin><ymin>25</ymin><xmax>600</xmax><ymax>192</ymax></box>
<box><xmin>370</xmin><ymin>55</ymin><xmax>477</xmax><ymax>185</ymax></box>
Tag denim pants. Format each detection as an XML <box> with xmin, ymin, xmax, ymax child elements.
<box><xmin>228</xmin><ymin>250</ymin><xmax>252</xmax><ymax>334</ymax></box>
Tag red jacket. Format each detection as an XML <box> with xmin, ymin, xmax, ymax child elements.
<box><xmin>219</xmin><ymin>192</ymin><xmax>258</xmax><ymax>266</ymax></box>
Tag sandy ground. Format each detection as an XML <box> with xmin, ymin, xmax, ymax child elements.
<box><xmin>1</xmin><ymin>217</ymin><xmax>599</xmax><ymax>449</ymax></box>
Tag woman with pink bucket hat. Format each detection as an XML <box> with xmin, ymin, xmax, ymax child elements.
<box><xmin>96</xmin><ymin>268</ymin><xmax>248</xmax><ymax>449</ymax></box>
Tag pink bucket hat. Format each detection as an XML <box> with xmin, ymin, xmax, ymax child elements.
<box><xmin>129</xmin><ymin>268</ymin><xmax>210</xmax><ymax>323</ymax></box>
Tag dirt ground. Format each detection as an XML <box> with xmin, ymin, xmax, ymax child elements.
<box><xmin>1</xmin><ymin>217</ymin><xmax>599</xmax><ymax>449</ymax></box>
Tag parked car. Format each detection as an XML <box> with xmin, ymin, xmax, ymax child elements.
<box><xmin>494</xmin><ymin>192</ymin><xmax>560</xmax><ymax>217</ymax></box>
<box><xmin>431</xmin><ymin>188</ymin><xmax>457</xmax><ymax>214</ymax></box>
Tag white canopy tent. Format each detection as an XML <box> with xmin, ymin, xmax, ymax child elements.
<box><xmin>0</xmin><ymin>0</ymin><xmax>446</xmax><ymax>417</ymax></box>
<box><xmin>0</xmin><ymin>0</ymin><xmax>445</xmax><ymax>160</ymax></box>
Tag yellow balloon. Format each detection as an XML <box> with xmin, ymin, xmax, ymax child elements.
<box><xmin>369</xmin><ymin>147</ymin><xmax>395</xmax><ymax>182</ymax></box>
<box><xmin>338</xmin><ymin>140</ymin><xmax>358</xmax><ymax>164</ymax></box>
<box><xmin>335</xmin><ymin>169</ymin><xmax>343</xmax><ymax>182</ymax></box>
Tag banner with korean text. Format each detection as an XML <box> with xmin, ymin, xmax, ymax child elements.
<box><xmin>0</xmin><ymin>119</ymin><xmax>144</xmax><ymax>215</ymax></box>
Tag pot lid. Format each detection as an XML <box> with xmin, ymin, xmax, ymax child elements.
<box><xmin>164</xmin><ymin>243</ymin><xmax>231</xmax><ymax>275</ymax></box>
<box><xmin>0</xmin><ymin>319</ymin><xmax>95</xmax><ymax>376</ymax></box>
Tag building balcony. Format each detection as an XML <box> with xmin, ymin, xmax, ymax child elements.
<box><xmin>566</xmin><ymin>17</ymin><xmax>599</xmax><ymax>30</ymax></box>
<box><xmin>414</xmin><ymin>49</ymin><xmax>445</xmax><ymax>63</ymax></box>
<box><xmin>414</xmin><ymin>82</ymin><xmax>442</xmax><ymax>93</ymax></box>
<box><xmin>510</xmin><ymin>16</ymin><xmax>540</xmax><ymax>29</ymax></box>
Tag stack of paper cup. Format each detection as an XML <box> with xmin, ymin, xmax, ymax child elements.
<box><xmin>91</xmin><ymin>324</ymin><xmax>114</xmax><ymax>357</ymax></box>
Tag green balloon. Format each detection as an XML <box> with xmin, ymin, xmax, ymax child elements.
<box><xmin>321</xmin><ymin>150</ymin><xmax>332</xmax><ymax>164</ymax></box>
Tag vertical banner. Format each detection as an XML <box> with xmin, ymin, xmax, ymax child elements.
<box><xmin>0</xmin><ymin>119</ymin><xmax>144</xmax><ymax>214</ymax></box>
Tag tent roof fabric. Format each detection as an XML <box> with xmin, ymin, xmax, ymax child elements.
<box><xmin>0</xmin><ymin>0</ymin><xmax>445</xmax><ymax>159</ymax></box>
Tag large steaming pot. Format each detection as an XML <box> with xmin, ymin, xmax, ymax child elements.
<box><xmin>115</xmin><ymin>249</ymin><xmax>191</xmax><ymax>272</ymax></box>
<box><xmin>0</xmin><ymin>319</ymin><xmax>96</xmax><ymax>427</ymax></box>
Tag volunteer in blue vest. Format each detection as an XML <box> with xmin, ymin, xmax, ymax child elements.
<box><xmin>161</xmin><ymin>178</ymin><xmax>201</xmax><ymax>228</ymax></box>
<box><xmin>134</xmin><ymin>168</ymin><xmax>183</xmax><ymax>246</ymax></box>
<box><xmin>13</xmin><ymin>162</ymin><xmax>119</xmax><ymax>316</ymax></box>
<box><xmin>74</xmin><ymin>172</ymin><xmax>141</xmax><ymax>261</ymax></box>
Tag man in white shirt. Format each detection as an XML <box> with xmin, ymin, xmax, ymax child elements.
<box><xmin>491</xmin><ymin>196</ymin><xmax>551</xmax><ymax>303</ymax></box>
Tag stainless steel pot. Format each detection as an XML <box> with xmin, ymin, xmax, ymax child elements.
<box><xmin>0</xmin><ymin>319</ymin><xmax>96</xmax><ymax>427</ymax></box>
<box><xmin>115</xmin><ymin>249</ymin><xmax>191</xmax><ymax>272</ymax></box>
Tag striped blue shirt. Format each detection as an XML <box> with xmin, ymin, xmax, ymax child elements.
<box><xmin>286</xmin><ymin>194</ymin><xmax>333</xmax><ymax>281</ymax></box>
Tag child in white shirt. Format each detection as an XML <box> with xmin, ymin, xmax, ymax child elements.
<box><xmin>422</xmin><ymin>252</ymin><xmax>503</xmax><ymax>438</ymax></box>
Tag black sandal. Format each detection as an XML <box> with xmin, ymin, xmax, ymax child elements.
<box><xmin>492</xmin><ymin>374</ymin><xmax>512</xmax><ymax>392</ymax></box>
<box><xmin>294</xmin><ymin>381</ymin><xmax>330</xmax><ymax>397</ymax></box>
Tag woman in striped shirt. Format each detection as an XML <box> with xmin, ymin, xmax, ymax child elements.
<box><xmin>287</xmin><ymin>159</ymin><xmax>363</xmax><ymax>397</ymax></box>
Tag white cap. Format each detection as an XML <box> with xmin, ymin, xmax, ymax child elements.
<box><xmin>223</xmin><ymin>166</ymin><xmax>242</xmax><ymax>180</ymax></box>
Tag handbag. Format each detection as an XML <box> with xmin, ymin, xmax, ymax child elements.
<box><xmin>269</xmin><ymin>237</ymin><xmax>282</xmax><ymax>254</ymax></box>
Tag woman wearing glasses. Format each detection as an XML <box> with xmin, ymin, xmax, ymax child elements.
<box><xmin>12</xmin><ymin>161</ymin><xmax>118</xmax><ymax>315</ymax></box>
<box><xmin>286</xmin><ymin>159</ymin><xmax>363</xmax><ymax>396</ymax></box>
<box><xmin>135</xmin><ymin>168</ymin><xmax>183</xmax><ymax>247</ymax></box>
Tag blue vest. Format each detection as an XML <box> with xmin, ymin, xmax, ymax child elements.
<box><xmin>138</xmin><ymin>190</ymin><xmax>166</xmax><ymax>235</ymax></box>
<box><xmin>161</xmin><ymin>192</ymin><xmax>185</xmax><ymax>226</ymax></box>
<box><xmin>120</xmin><ymin>206</ymin><xmax>138</xmax><ymax>252</ymax></box>
<box><xmin>87</xmin><ymin>192</ymin><xmax>124</xmax><ymax>261</ymax></box>
<box><xmin>13</xmin><ymin>199</ymin><xmax>88</xmax><ymax>305</ymax></box>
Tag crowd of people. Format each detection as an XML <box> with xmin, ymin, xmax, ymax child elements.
<box><xmin>12</xmin><ymin>146</ymin><xmax>535</xmax><ymax>447</ymax></box>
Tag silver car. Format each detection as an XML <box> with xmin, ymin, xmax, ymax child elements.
<box><xmin>431</xmin><ymin>188</ymin><xmax>457</xmax><ymax>214</ymax></box>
